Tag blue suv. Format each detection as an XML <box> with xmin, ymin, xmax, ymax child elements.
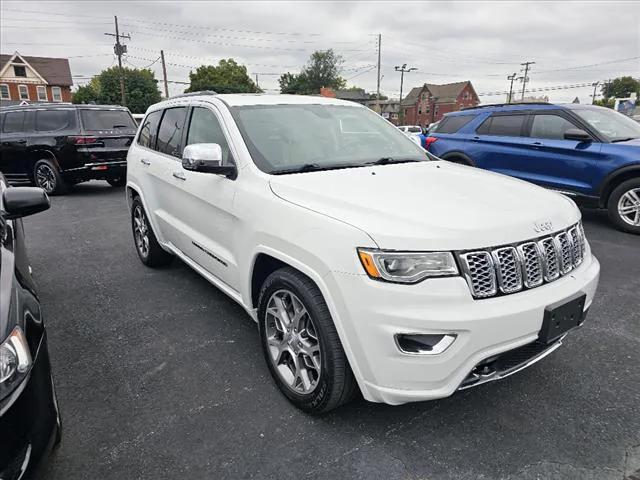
<box><xmin>426</xmin><ymin>103</ymin><xmax>640</xmax><ymax>234</ymax></box>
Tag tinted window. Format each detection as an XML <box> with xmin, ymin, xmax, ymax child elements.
<box><xmin>530</xmin><ymin>114</ymin><xmax>577</xmax><ymax>140</ymax></box>
<box><xmin>36</xmin><ymin>110</ymin><xmax>74</xmax><ymax>132</ymax></box>
<box><xmin>2</xmin><ymin>112</ymin><xmax>25</xmax><ymax>133</ymax></box>
<box><xmin>476</xmin><ymin>114</ymin><xmax>526</xmax><ymax>137</ymax></box>
<box><xmin>80</xmin><ymin>109</ymin><xmax>136</xmax><ymax>131</ymax></box>
<box><xmin>137</xmin><ymin>110</ymin><xmax>162</xmax><ymax>149</ymax></box>
<box><xmin>435</xmin><ymin>115</ymin><xmax>477</xmax><ymax>134</ymax></box>
<box><xmin>156</xmin><ymin>107</ymin><xmax>187</xmax><ymax>158</ymax></box>
<box><xmin>186</xmin><ymin>107</ymin><xmax>232</xmax><ymax>163</ymax></box>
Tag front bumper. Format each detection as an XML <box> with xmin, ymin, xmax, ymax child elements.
<box><xmin>326</xmin><ymin>253</ymin><xmax>600</xmax><ymax>405</ymax></box>
<box><xmin>0</xmin><ymin>334</ymin><xmax>60</xmax><ymax>480</ymax></box>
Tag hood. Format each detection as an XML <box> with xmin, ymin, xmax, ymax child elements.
<box><xmin>269</xmin><ymin>161</ymin><xmax>580</xmax><ymax>251</ymax></box>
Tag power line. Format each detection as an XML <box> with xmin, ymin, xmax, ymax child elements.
<box><xmin>534</xmin><ymin>56</ymin><xmax>640</xmax><ymax>73</ymax></box>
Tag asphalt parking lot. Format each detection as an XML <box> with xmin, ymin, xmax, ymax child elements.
<box><xmin>27</xmin><ymin>182</ymin><xmax>639</xmax><ymax>480</ymax></box>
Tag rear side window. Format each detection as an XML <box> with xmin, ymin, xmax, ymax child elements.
<box><xmin>530</xmin><ymin>114</ymin><xmax>577</xmax><ymax>140</ymax></box>
<box><xmin>435</xmin><ymin>115</ymin><xmax>477</xmax><ymax>134</ymax></box>
<box><xmin>80</xmin><ymin>109</ymin><xmax>136</xmax><ymax>131</ymax></box>
<box><xmin>137</xmin><ymin>110</ymin><xmax>162</xmax><ymax>149</ymax></box>
<box><xmin>2</xmin><ymin>111</ymin><xmax>25</xmax><ymax>133</ymax></box>
<box><xmin>35</xmin><ymin>110</ymin><xmax>75</xmax><ymax>132</ymax></box>
<box><xmin>156</xmin><ymin>107</ymin><xmax>188</xmax><ymax>158</ymax></box>
<box><xmin>476</xmin><ymin>114</ymin><xmax>526</xmax><ymax>137</ymax></box>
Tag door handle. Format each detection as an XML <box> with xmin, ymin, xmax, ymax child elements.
<box><xmin>172</xmin><ymin>171</ymin><xmax>186</xmax><ymax>181</ymax></box>
<box><xmin>15</xmin><ymin>139</ymin><xmax>27</xmax><ymax>144</ymax></box>
<box><xmin>140</xmin><ymin>158</ymin><xmax>151</xmax><ymax>166</ymax></box>
<box><xmin>531</xmin><ymin>141</ymin><xmax>543</xmax><ymax>149</ymax></box>
<box><xmin>471</xmin><ymin>136</ymin><xmax>480</xmax><ymax>142</ymax></box>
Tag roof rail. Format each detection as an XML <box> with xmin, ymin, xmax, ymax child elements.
<box><xmin>462</xmin><ymin>101</ymin><xmax>551</xmax><ymax>111</ymax></box>
<box><xmin>170</xmin><ymin>90</ymin><xmax>217</xmax><ymax>99</ymax></box>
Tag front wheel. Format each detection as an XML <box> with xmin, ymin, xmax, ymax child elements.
<box><xmin>258</xmin><ymin>267</ymin><xmax>357</xmax><ymax>414</ymax></box>
<box><xmin>131</xmin><ymin>197</ymin><xmax>173</xmax><ymax>267</ymax></box>
<box><xmin>607</xmin><ymin>178</ymin><xmax>640</xmax><ymax>234</ymax></box>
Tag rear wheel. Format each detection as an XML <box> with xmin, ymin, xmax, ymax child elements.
<box><xmin>131</xmin><ymin>197</ymin><xmax>173</xmax><ymax>267</ymax></box>
<box><xmin>107</xmin><ymin>176</ymin><xmax>126</xmax><ymax>187</ymax></box>
<box><xmin>258</xmin><ymin>267</ymin><xmax>357</xmax><ymax>414</ymax></box>
<box><xmin>34</xmin><ymin>159</ymin><xmax>67</xmax><ymax>195</ymax></box>
<box><xmin>608</xmin><ymin>178</ymin><xmax>640</xmax><ymax>234</ymax></box>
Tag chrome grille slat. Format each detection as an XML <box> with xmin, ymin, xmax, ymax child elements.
<box><xmin>458</xmin><ymin>222</ymin><xmax>586</xmax><ymax>299</ymax></box>
<box><xmin>491</xmin><ymin>247</ymin><xmax>523</xmax><ymax>293</ymax></box>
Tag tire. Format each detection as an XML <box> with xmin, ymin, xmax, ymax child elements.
<box><xmin>34</xmin><ymin>159</ymin><xmax>67</xmax><ymax>195</ymax></box>
<box><xmin>444</xmin><ymin>156</ymin><xmax>473</xmax><ymax>166</ymax></box>
<box><xmin>607</xmin><ymin>178</ymin><xmax>640</xmax><ymax>234</ymax></box>
<box><xmin>131</xmin><ymin>196</ymin><xmax>173</xmax><ymax>267</ymax></box>
<box><xmin>107</xmin><ymin>176</ymin><xmax>126</xmax><ymax>187</ymax></box>
<box><xmin>257</xmin><ymin>267</ymin><xmax>357</xmax><ymax>414</ymax></box>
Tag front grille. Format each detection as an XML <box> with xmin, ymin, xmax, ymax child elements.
<box><xmin>458</xmin><ymin>222</ymin><xmax>586</xmax><ymax>299</ymax></box>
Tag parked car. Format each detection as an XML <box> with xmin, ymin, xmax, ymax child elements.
<box><xmin>426</xmin><ymin>103</ymin><xmax>640</xmax><ymax>234</ymax></box>
<box><xmin>397</xmin><ymin>125</ymin><xmax>425</xmax><ymax>147</ymax></box>
<box><xmin>0</xmin><ymin>104</ymin><xmax>138</xmax><ymax>195</ymax></box>
<box><xmin>0</xmin><ymin>177</ymin><xmax>61</xmax><ymax>479</ymax></box>
<box><xmin>126</xmin><ymin>93</ymin><xmax>600</xmax><ymax>413</ymax></box>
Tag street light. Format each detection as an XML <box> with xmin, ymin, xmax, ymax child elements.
<box><xmin>395</xmin><ymin>64</ymin><xmax>417</xmax><ymax>123</ymax></box>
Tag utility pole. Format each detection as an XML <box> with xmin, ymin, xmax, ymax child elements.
<box><xmin>376</xmin><ymin>34</ymin><xmax>382</xmax><ymax>100</ymax></box>
<box><xmin>520</xmin><ymin>61</ymin><xmax>535</xmax><ymax>101</ymax></box>
<box><xmin>105</xmin><ymin>16</ymin><xmax>130</xmax><ymax>106</ymax></box>
<box><xmin>160</xmin><ymin>50</ymin><xmax>169</xmax><ymax>99</ymax></box>
<box><xmin>395</xmin><ymin>64</ymin><xmax>416</xmax><ymax>123</ymax></box>
<box><xmin>507</xmin><ymin>73</ymin><xmax>518</xmax><ymax>103</ymax></box>
<box><xmin>591</xmin><ymin>81</ymin><xmax>600</xmax><ymax>104</ymax></box>
<box><xmin>255</xmin><ymin>74</ymin><xmax>259</xmax><ymax>90</ymax></box>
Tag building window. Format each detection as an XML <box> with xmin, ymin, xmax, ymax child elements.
<box><xmin>51</xmin><ymin>86</ymin><xmax>62</xmax><ymax>102</ymax></box>
<box><xmin>0</xmin><ymin>84</ymin><xmax>9</xmax><ymax>100</ymax></box>
<box><xmin>418</xmin><ymin>108</ymin><xmax>422</xmax><ymax>114</ymax></box>
<box><xmin>426</xmin><ymin>106</ymin><xmax>430</xmax><ymax>113</ymax></box>
<box><xmin>18</xmin><ymin>85</ymin><xmax>29</xmax><ymax>100</ymax></box>
<box><xmin>435</xmin><ymin>106</ymin><xmax>440</xmax><ymax>115</ymax></box>
<box><xmin>13</xmin><ymin>65</ymin><xmax>27</xmax><ymax>77</ymax></box>
<box><xmin>37</xmin><ymin>85</ymin><xmax>48</xmax><ymax>102</ymax></box>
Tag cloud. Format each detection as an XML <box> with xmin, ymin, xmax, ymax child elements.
<box><xmin>1</xmin><ymin>0</ymin><xmax>638</xmax><ymax>102</ymax></box>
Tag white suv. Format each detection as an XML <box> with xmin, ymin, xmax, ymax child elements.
<box><xmin>126</xmin><ymin>92</ymin><xmax>600</xmax><ymax>413</ymax></box>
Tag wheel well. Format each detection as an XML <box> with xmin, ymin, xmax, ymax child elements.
<box><xmin>600</xmin><ymin>169</ymin><xmax>640</xmax><ymax>207</ymax></box>
<box><xmin>442</xmin><ymin>153</ymin><xmax>474</xmax><ymax>166</ymax></box>
<box><xmin>126</xmin><ymin>186</ymin><xmax>140</xmax><ymax>210</ymax></box>
<box><xmin>251</xmin><ymin>254</ymin><xmax>289</xmax><ymax>308</ymax></box>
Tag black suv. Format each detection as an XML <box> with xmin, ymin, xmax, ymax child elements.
<box><xmin>0</xmin><ymin>104</ymin><xmax>137</xmax><ymax>194</ymax></box>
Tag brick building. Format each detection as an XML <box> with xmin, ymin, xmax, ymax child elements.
<box><xmin>401</xmin><ymin>81</ymin><xmax>479</xmax><ymax>126</ymax></box>
<box><xmin>0</xmin><ymin>52</ymin><xmax>73</xmax><ymax>105</ymax></box>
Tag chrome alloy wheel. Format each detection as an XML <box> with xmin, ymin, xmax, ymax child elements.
<box><xmin>35</xmin><ymin>164</ymin><xmax>56</xmax><ymax>193</ymax></box>
<box><xmin>264</xmin><ymin>289</ymin><xmax>321</xmax><ymax>394</ymax></box>
<box><xmin>133</xmin><ymin>205</ymin><xmax>150</xmax><ymax>258</ymax></box>
<box><xmin>618</xmin><ymin>187</ymin><xmax>640</xmax><ymax>227</ymax></box>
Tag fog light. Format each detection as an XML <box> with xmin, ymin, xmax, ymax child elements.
<box><xmin>395</xmin><ymin>333</ymin><xmax>456</xmax><ymax>355</ymax></box>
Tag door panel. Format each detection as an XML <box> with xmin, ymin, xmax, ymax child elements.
<box><xmin>163</xmin><ymin>105</ymin><xmax>240</xmax><ymax>291</ymax></box>
<box><xmin>518</xmin><ymin>113</ymin><xmax>603</xmax><ymax>194</ymax></box>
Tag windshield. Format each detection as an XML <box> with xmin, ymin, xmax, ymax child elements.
<box><xmin>80</xmin><ymin>109</ymin><xmax>137</xmax><ymax>131</ymax></box>
<box><xmin>231</xmin><ymin>104</ymin><xmax>429</xmax><ymax>173</ymax></box>
<box><xmin>568</xmin><ymin>106</ymin><xmax>640</xmax><ymax>142</ymax></box>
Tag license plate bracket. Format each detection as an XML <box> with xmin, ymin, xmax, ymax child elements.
<box><xmin>539</xmin><ymin>292</ymin><xmax>587</xmax><ymax>344</ymax></box>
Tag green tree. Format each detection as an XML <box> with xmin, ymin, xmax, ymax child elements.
<box><xmin>186</xmin><ymin>59</ymin><xmax>260</xmax><ymax>94</ymax></box>
<box><xmin>278</xmin><ymin>49</ymin><xmax>346</xmax><ymax>95</ymax></box>
<box><xmin>601</xmin><ymin>76</ymin><xmax>640</xmax><ymax>104</ymax></box>
<box><xmin>72</xmin><ymin>67</ymin><xmax>161</xmax><ymax>114</ymax></box>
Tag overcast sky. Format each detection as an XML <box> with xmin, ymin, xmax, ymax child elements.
<box><xmin>1</xmin><ymin>1</ymin><xmax>639</xmax><ymax>103</ymax></box>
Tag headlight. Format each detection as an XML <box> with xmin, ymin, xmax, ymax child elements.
<box><xmin>0</xmin><ymin>326</ymin><xmax>32</xmax><ymax>384</ymax></box>
<box><xmin>357</xmin><ymin>248</ymin><xmax>458</xmax><ymax>283</ymax></box>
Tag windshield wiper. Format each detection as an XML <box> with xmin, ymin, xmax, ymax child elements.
<box><xmin>111</xmin><ymin>124</ymin><xmax>130</xmax><ymax>129</ymax></box>
<box><xmin>270</xmin><ymin>163</ymin><xmax>325</xmax><ymax>175</ymax></box>
<box><xmin>366</xmin><ymin>157</ymin><xmax>423</xmax><ymax>165</ymax></box>
<box><xmin>611</xmin><ymin>137</ymin><xmax>638</xmax><ymax>143</ymax></box>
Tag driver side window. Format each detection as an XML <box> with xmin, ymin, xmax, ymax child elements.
<box><xmin>530</xmin><ymin>114</ymin><xmax>578</xmax><ymax>140</ymax></box>
<box><xmin>186</xmin><ymin>107</ymin><xmax>232</xmax><ymax>164</ymax></box>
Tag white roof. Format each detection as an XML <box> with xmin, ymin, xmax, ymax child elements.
<box><xmin>217</xmin><ymin>93</ymin><xmax>361</xmax><ymax>107</ymax></box>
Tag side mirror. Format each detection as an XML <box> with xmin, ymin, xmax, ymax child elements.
<box><xmin>182</xmin><ymin>143</ymin><xmax>237</xmax><ymax>179</ymax></box>
<box><xmin>564</xmin><ymin>129</ymin><xmax>592</xmax><ymax>142</ymax></box>
<box><xmin>2</xmin><ymin>187</ymin><xmax>50</xmax><ymax>220</ymax></box>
